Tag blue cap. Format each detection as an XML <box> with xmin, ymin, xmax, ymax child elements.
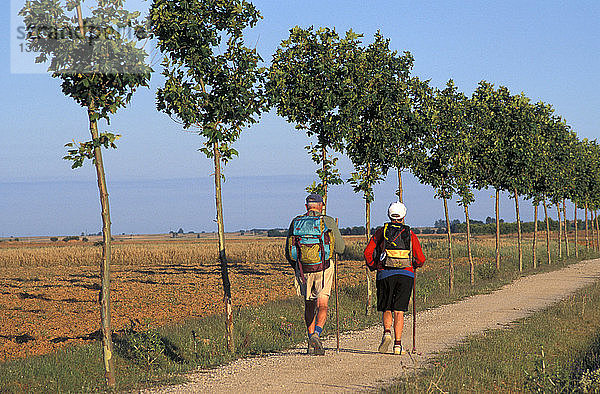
<box><xmin>306</xmin><ymin>193</ymin><xmax>324</xmax><ymax>203</ymax></box>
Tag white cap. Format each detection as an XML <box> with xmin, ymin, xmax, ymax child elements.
<box><xmin>388</xmin><ymin>201</ymin><xmax>407</xmax><ymax>219</ymax></box>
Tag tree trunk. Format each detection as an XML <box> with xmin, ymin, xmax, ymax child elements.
<box><xmin>88</xmin><ymin>108</ymin><xmax>116</xmax><ymax>388</ymax></box>
<box><xmin>514</xmin><ymin>189</ymin><xmax>523</xmax><ymax>272</ymax></box>
<box><xmin>591</xmin><ymin>210</ymin><xmax>595</xmax><ymax>251</ymax></box>
<box><xmin>592</xmin><ymin>210</ymin><xmax>596</xmax><ymax>251</ymax></box>
<box><xmin>574</xmin><ymin>202</ymin><xmax>578</xmax><ymax>258</ymax></box>
<box><xmin>585</xmin><ymin>203</ymin><xmax>589</xmax><ymax>251</ymax></box>
<box><xmin>563</xmin><ymin>199</ymin><xmax>570</xmax><ymax>257</ymax></box>
<box><xmin>495</xmin><ymin>189</ymin><xmax>500</xmax><ymax>271</ymax></box>
<box><xmin>444</xmin><ymin>197</ymin><xmax>454</xmax><ymax>294</ymax></box>
<box><xmin>464</xmin><ymin>204</ymin><xmax>474</xmax><ymax>285</ymax></box>
<box><xmin>532</xmin><ymin>204</ymin><xmax>538</xmax><ymax>269</ymax></box>
<box><xmin>213</xmin><ymin>142</ymin><xmax>234</xmax><ymax>353</ymax></box>
<box><xmin>544</xmin><ymin>200</ymin><xmax>551</xmax><ymax>264</ymax></box>
<box><xmin>594</xmin><ymin>211</ymin><xmax>600</xmax><ymax>250</ymax></box>
<box><xmin>592</xmin><ymin>209</ymin><xmax>600</xmax><ymax>250</ymax></box>
<box><xmin>556</xmin><ymin>203</ymin><xmax>562</xmax><ymax>259</ymax></box>
<box><xmin>321</xmin><ymin>146</ymin><xmax>327</xmax><ymax>215</ymax></box>
<box><xmin>397</xmin><ymin>168</ymin><xmax>404</xmax><ymax>203</ymax></box>
<box><xmin>364</xmin><ymin>197</ymin><xmax>372</xmax><ymax>316</ymax></box>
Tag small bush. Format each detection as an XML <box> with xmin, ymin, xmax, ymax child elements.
<box><xmin>476</xmin><ymin>262</ymin><xmax>497</xmax><ymax>281</ymax></box>
<box><xmin>50</xmin><ymin>237</ymin><xmax>58</xmax><ymax>242</ymax></box>
<box><xmin>62</xmin><ymin>236</ymin><xmax>80</xmax><ymax>242</ymax></box>
<box><xmin>114</xmin><ymin>321</ymin><xmax>167</xmax><ymax>370</ymax></box>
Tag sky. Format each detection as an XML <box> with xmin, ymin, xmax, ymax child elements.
<box><xmin>1</xmin><ymin>1</ymin><xmax>600</xmax><ymax>236</ymax></box>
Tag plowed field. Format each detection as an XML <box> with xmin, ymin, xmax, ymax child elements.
<box><xmin>0</xmin><ymin>235</ymin><xmax>367</xmax><ymax>362</ymax></box>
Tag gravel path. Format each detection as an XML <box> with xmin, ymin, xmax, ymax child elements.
<box><xmin>145</xmin><ymin>258</ymin><xmax>600</xmax><ymax>393</ymax></box>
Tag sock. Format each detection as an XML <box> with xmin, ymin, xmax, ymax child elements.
<box><xmin>314</xmin><ymin>326</ymin><xmax>323</xmax><ymax>336</ymax></box>
<box><xmin>394</xmin><ymin>340</ymin><xmax>402</xmax><ymax>346</ymax></box>
<box><xmin>384</xmin><ymin>329</ymin><xmax>391</xmax><ymax>334</ymax></box>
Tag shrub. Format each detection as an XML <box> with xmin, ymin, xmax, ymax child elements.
<box><xmin>50</xmin><ymin>237</ymin><xmax>58</xmax><ymax>242</ymax></box>
<box><xmin>62</xmin><ymin>236</ymin><xmax>80</xmax><ymax>242</ymax></box>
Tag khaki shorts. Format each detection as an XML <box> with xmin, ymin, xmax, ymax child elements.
<box><xmin>294</xmin><ymin>263</ymin><xmax>334</xmax><ymax>301</ymax></box>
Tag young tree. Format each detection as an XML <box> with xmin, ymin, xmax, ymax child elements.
<box><xmin>342</xmin><ymin>32</ymin><xmax>413</xmax><ymax>312</ymax></box>
<box><xmin>500</xmin><ymin>92</ymin><xmax>540</xmax><ymax>272</ymax></box>
<box><xmin>20</xmin><ymin>0</ymin><xmax>151</xmax><ymax>386</ymax></box>
<box><xmin>528</xmin><ymin>102</ymin><xmax>558</xmax><ymax>267</ymax></box>
<box><xmin>412</xmin><ymin>81</ymin><xmax>465</xmax><ymax>293</ymax></box>
<box><xmin>150</xmin><ymin>0</ymin><xmax>267</xmax><ymax>352</ymax></box>
<box><xmin>470</xmin><ymin>82</ymin><xmax>508</xmax><ymax>271</ymax></box>
<box><xmin>439</xmin><ymin>81</ymin><xmax>476</xmax><ymax>284</ymax></box>
<box><xmin>268</xmin><ymin>27</ymin><xmax>361</xmax><ymax>211</ymax></box>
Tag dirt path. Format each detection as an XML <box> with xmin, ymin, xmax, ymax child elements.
<box><xmin>146</xmin><ymin>258</ymin><xmax>600</xmax><ymax>393</ymax></box>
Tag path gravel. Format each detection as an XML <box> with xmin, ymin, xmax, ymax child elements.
<box><xmin>145</xmin><ymin>258</ymin><xmax>600</xmax><ymax>393</ymax></box>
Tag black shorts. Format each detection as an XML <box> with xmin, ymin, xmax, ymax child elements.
<box><xmin>376</xmin><ymin>274</ymin><xmax>414</xmax><ymax>312</ymax></box>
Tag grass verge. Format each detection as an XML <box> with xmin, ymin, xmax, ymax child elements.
<box><xmin>385</xmin><ymin>280</ymin><xmax>600</xmax><ymax>393</ymax></box>
<box><xmin>1</xmin><ymin>241</ymin><xmax>599</xmax><ymax>393</ymax></box>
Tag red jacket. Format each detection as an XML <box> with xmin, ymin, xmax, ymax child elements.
<box><xmin>364</xmin><ymin>225</ymin><xmax>426</xmax><ymax>272</ymax></box>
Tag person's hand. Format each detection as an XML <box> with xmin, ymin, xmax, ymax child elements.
<box><xmin>412</xmin><ymin>259</ymin><xmax>424</xmax><ymax>269</ymax></box>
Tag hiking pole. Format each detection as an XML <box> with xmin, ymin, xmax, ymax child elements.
<box><xmin>412</xmin><ymin>268</ymin><xmax>417</xmax><ymax>354</ymax></box>
<box><xmin>335</xmin><ymin>218</ymin><xmax>340</xmax><ymax>353</ymax></box>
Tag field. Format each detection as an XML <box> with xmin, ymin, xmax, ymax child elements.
<box><xmin>0</xmin><ymin>231</ymin><xmax>581</xmax><ymax>363</ymax></box>
<box><xmin>0</xmin><ymin>234</ymin><xmax>369</xmax><ymax>362</ymax></box>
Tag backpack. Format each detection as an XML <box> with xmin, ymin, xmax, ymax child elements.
<box><xmin>288</xmin><ymin>215</ymin><xmax>333</xmax><ymax>277</ymax></box>
<box><xmin>379</xmin><ymin>222</ymin><xmax>412</xmax><ymax>269</ymax></box>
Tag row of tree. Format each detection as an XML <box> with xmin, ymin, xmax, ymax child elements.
<box><xmin>266</xmin><ymin>27</ymin><xmax>600</xmax><ymax>306</ymax></box>
<box><xmin>20</xmin><ymin>0</ymin><xmax>600</xmax><ymax>386</ymax></box>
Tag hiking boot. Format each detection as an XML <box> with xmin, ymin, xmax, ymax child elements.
<box><xmin>309</xmin><ymin>333</ymin><xmax>325</xmax><ymax>355</ymax></box>
<box><xmin>393</xmin><ymin>344</ymin><xmax>406</xmax><ymax>355</ymax></box>
<box><xmin>378</xmin><ymin>332</ymin><xmax>393</xmax><ymax>354</ymax></box>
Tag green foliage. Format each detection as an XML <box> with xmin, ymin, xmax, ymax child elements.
<box><xmin>20</xmin><ymin>0</ymin><xmax>152</xmax><ymax>134</ymax></box>
<box><xmin>412</xmin><ymin>79</ymin><xmax>472</xmax><ymax>202</ymax></box>
<box><xmin>268</xmin><ymin>26</ymin><xmax>361</xmax><ymax>195</ymax></box>
<box><xmin>341</xmin><ymin>31</ymin><xmax>416</xmax><ymax>204</ymax></box>
<box><xmin>63</xmin><ymin>132</ymin><xmax>121</xmax><ymax>168</ymax></box>
<box><xmin>19</xmin><ymin>0</ymin><xmax>151</xmax><ymax>212</ymax></box>
<box><xmin>305</xmin><ymin>144</ymin><xmax>344</xmax><ymax>196</ymax></box>
<box><xmin>115</xmin><ymin>321</ymin><xmax>166</xmax><ymax>370</ymax></box>
<box><xmin>523</xmin><ymin>347</ymin><xmax>571</xmax><ymax>392</ymax></box>
<box><xmin>150</xmin><ymin>0</ymin><xmax>267</xmax><ymax>161</ymax></box>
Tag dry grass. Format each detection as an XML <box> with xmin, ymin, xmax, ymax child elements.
<box><xmin>0</xmin><ymin>237</ymin><xmax>288</xmax><ymax>268</ymax></box>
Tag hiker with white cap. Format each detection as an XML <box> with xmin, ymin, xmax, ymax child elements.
<box><xmin>364</xmin><ymin>201</ymin><xmax>425</xmax><ymax>354</ymax></box>
<box><xmin>285</xmin><ymin>193</ymin><xmax>345</xmax><ymax>355</ymax></box>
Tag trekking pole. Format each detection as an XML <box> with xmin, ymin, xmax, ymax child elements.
<box><xmin>335</xmin><ymin>218</ymin><xmax>340</xmax><ymax>352</ymax></box>
<box><xmin>412</xmin><ymin>268</ymin><xmax>417</xmax><ymax>354</ymax></box>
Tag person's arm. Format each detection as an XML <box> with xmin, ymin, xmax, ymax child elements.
<box><xmin>411</xmin><ymin>231</ymin><xmax>425</xmax><ymax>267</ymax></box>
<box><xmin>364</xmin><ymin>228</ymin><xmax>383</xmax><ymax>271</ymax></box>
<box><xmin>284</xmin><ymin>219</ymin><xmax>296</xmax><ymax>268</ymax></box>
<box><xmin>324</xmin><ymin>216</ymin><xmax>345</xmax><ymax>254</ymax></box>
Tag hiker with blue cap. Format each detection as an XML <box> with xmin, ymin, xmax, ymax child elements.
<box><xmin>285</xmin><ymin>193</ymin><xmax>345</xmax><ymax>355</ymax></box>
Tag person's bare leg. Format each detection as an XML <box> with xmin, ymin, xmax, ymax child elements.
<box><xmin>393</xmin><ymin>311</ymin><xmax>404</xmax><ymax>341</ymax></box>
<box><xmin>382</xmin><ymin>310</ymin><xmax>393</xmax><ymax>331</ymax></box>
<box><xmin>306</xmin><ymin>297</ymin><xmax>328</xmax><ymax>355</ymax></box>
<box><xmin>378</xmin><ymin>310</ymin><xmax>394</xmax><ymax>353</ymax></box>
<box><xmin>314</xmin><ymin>296</ymin><xmax>329</xmax><ymax>329</ymax></box>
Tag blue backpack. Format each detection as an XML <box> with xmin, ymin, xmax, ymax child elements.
<box><xmin>289</xmin><ymin>215</ymin><xmax>333</xmax><ymax>277</ymax></box>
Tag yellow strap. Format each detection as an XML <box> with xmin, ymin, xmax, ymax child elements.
<box><xmin>386</xmin><ymin>249</ymin><xmax>410</xmax><ymax>259</ymax></box>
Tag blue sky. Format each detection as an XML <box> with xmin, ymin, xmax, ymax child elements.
<box><xmin>2</xmin><ymin>1</ymin><xmax>599</xmax><ymax>236</ymax></box>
